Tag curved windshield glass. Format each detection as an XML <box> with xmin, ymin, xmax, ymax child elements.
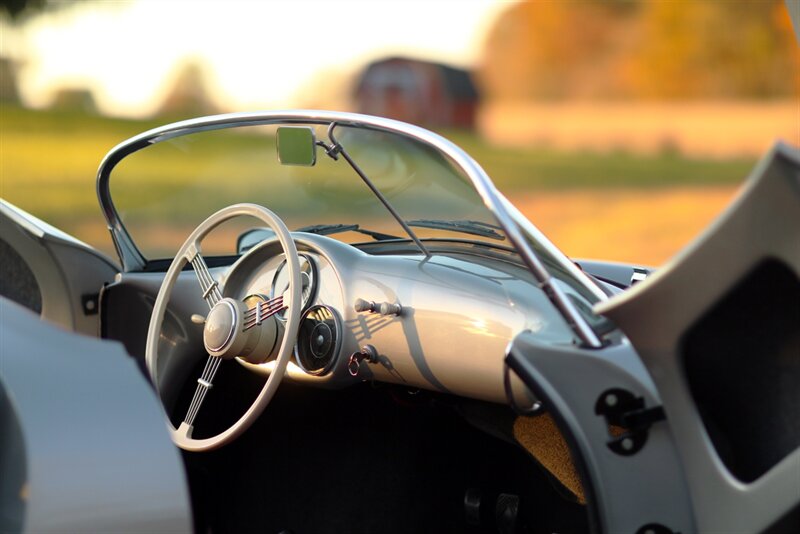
<box><xmin>110</xmin><ymin>123</ymin><xmax>500</xmax><ymax>259</ymax></box>
<box><xmin>107</xmin><ymin>117</ymin><xmax>607</xmax><ymax>339</ymax></box>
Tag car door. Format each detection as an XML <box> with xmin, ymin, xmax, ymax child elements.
<box><xmin>0</xmin><ymin>199</ymin><xmax>119</xmax><ymax>336</ymax></box>
<box><xmin>595</xmin><ymin>142</ymin><xmax>800</xmax><ymax>533</ymax></box>
<box><xmin>0</xmin><ymin>297</ymin><xmax>194</xmax><ymax>533</ymax></box>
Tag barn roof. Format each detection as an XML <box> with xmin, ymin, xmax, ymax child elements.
<box><xmin>438</xmin><ymin>63</ymin><xmax>479</xmax><ymax>99</ymax></box>
<box><xmin>356</xmin><ymin>56</ymin><xmax>480</xmax><ymax>100</ymax></box>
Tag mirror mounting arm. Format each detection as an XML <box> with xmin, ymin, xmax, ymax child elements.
<box><xmin>316</xmin><ymin>140</ymin><xmax>341</xmax><ymax>161</ymax></box>
<box><xmin>326</xmin><ymin>123</ymin><xmax>431</xmax><ymax>258</ymax></box>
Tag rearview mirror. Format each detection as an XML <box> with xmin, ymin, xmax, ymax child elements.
<box><xmin>277</xmin><ymin>126</ymin><xmax>317</xmax><ymax>166</ymax></box>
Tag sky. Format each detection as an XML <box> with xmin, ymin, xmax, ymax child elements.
<box><xmin>2</xmin><ymin>0</ymin><xmax>509</xmax><ymax>117</ymax></box>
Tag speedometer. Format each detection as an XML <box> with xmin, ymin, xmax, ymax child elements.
<box><xmin>270</xmin><ymin>254</ymin><xmax>316</xmax><ymax>320</ymax></box>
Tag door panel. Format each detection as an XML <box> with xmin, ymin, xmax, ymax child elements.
<box><xmin>596</xmin><ymin>142</ymin><xmax>800</xmax><ymax>533</ymax></box>
<box><xmin>0</xmin><ymin>298</ymin><xmax>192</xmax><ymax>532</ymax></box>
<box><xmin>505</xmin><ymin>336</ymin><xmax>695</xmax><ymax>534</ymax></box>
<box><xmin>0</xmin><ymin>200</ymin><xmax>119</xmax><ymax>336</ymax></box>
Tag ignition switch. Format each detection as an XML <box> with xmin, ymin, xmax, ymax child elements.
<box><xmin>347</xmin><ymin>344</ymin><xmax>379</xmax><ymax>376</ymax></box>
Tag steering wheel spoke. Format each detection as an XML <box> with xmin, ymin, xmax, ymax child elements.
<box><xmin>184</xmin><ymin>354</ymin><xmax>224</xmax><ymax>427</ymax></box>
<box><xmin>188</xmin><ymin>249</ymin><xmax>222</xmax><ymax>308</ymax></box>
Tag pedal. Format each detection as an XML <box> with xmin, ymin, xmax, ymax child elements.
<box><xmin>464</xmin><ymin>487</ymin><xmax>482</xmax><ymax>526</ymax></box>
<box><xmin>495</xmin><ymin>493</ymin><xmax>520</xmax><ymax>534</ymax></box>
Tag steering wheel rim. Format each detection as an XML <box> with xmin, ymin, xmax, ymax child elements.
<box><xmin>145</xmin><ymin>203</ymin><xmax>302</xmax><ymax>452</ymax></box>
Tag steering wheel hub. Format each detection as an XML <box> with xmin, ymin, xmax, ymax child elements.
<box><xmin>204</xmin><ymin>300</ymin><xmax>237</xmax><ymax>354</ymax></box>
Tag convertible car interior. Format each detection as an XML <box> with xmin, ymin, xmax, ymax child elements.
<box><xmin>1</xmin><ymin>111</ymin><xmax>798</xmax><ymax>534</ymax></box>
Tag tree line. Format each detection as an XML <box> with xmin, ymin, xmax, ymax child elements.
<box><xmin>480</xmin><ymin>0</ymin><xmax>798</xmax><ymax>101</ymax></box>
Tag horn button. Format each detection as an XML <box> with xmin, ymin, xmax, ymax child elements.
<box><xmin>204</xmin><ymin>300</ymin><xmax>238</xmax><ymax>356</ymax></box>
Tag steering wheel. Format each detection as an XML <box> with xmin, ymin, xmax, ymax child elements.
<box><xmin>145</xmin><ymin>204</ymin><xmax>301</xmax><ymax>452</ymax></box>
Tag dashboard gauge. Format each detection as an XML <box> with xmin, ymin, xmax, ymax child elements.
<box><xmin>270</xmin><ymin>254</ymin><xmax>316</xmax><ymax>320</ymax></box>
<box><xmin>294</xmin><ymin>305</ymin><xmax>341</xmax><ymax>375</ymax></box>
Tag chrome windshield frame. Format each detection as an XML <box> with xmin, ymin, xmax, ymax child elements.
<box><xmin>96</xmin><ymin>110</ymin><xmax>606</xmax><ymax>347</ymax></box>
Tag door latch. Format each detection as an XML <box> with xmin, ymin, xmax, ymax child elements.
<box><xmin>595</xmin><ymin>388</ymin><xmax>666</xmax><ymax>456</ymax></box>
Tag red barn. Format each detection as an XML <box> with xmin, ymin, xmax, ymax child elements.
<box><xmin>353</xmin><ymin>57</ymin><xmax>480</xmax><ymax>129</ymax></box>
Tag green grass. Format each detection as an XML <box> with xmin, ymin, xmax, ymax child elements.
<box><xmin>1</xmin><ymin>104</ymin><xmax>755</xmax><ymax>256</ymax></box>
<box><xmin>442</xmin><ymin>129</ymin><xmax>756</xmax><ymax>190</ymax></box>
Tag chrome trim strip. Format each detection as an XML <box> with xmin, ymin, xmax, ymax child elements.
<box><xmin>1</xmin><ymin>198</ymin><xmax>89</xmax><ymax>246</ymax></box>
<box><xmin>96</xmin><ymin>110</ymin><xmax>605</xmax><ymax>347</ymax></box>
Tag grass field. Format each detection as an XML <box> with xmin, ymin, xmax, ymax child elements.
<box><xmin>480</xmin><ymin>101</ymin><xmax>798</xmax><ymax>158</ymax></box>
<box><xmin>1</xmin><ymin>105</ymin><xmax>754</xmax><ymax>264</ymax></box>
<box><xmin>514</xmin><ymin>185</ymin><xmax>739</xmax><ymax>265</ymax></box>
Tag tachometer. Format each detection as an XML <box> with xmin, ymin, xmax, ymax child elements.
<box><xmin>270</xmin><ymin>253</ymin><xmax>316</xmax><ymax>320</ymax></box>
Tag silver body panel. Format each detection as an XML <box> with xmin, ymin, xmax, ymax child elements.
<box><xmin>0</xmin><ymin>299</ymin><xmax>192</xmax><ymax>533</ymax></box>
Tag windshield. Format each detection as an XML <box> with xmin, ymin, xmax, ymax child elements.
<box><xmin>110</xmin><ymin>123</ymin><xmax>500</xmax><ymax>259</ymax></box>
<box><xmin>104</xmin><ymin>114</ymin><xmax>608</xmax><ymax>343</ymax></box>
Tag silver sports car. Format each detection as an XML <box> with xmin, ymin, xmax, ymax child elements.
<box><xmin>1</xmin><ymin>111</ymin><xmax>798</xmax><ymax>533</ymax></box>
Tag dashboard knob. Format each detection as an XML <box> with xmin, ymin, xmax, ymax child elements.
<box><xmin>378</xmin><ymin>302</ymin><xmax>402</xmax><ymax>316</ymax></box>
<box><xmin>354</xmin><ymin>298</ymin><xmax>375</xmax><ymax>313</ymax></box>
<box><xmin>354</xmin><ymin>298</ymin><xmax>401</xmax><ymax>316</ymax></box>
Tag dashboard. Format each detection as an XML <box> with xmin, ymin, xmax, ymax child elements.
<box><xmin>218</xmin><ymin>233</ymin><xmax>577</xmax><ymax>404</ymax></box>
<box><xmin>101</xmin><ymin>232</ymin><xmax>579</xmax><ymax>409</ymax></box>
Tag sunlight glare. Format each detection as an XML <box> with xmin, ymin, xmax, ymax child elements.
<box><xmin>13</xmin><ymin>0</ymin><xmax>506</xmax><ymax>117</ymax></box>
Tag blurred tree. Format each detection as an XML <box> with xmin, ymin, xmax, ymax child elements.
<box><xmin>0</xmin><ymin>0</ymin><xmax>44</xmax><ymax>19</ymax></box>
<box><xmin>157</xmin><ymin>59</ymin><xmax>220</xmax><ymax>118</ymax></box>
<box><xmin>1</xmin><ymin>0</ymin><xmax>88</xmax><ymax>112</ymax></box>
<box><xmin>0</xmin><ymin>57</ymin><xmax>20</xmax><ymax>103</ymax></box>
<box><xmin>49</xmin><ymin>86</ymin><xmax>97</xmax><ymax>113</ymax></box>
<box><xmin>480</xmin><ymin>1</ymin><xmax>639</xmax><ymax>101</ymax></box>
<box><xmin>629</xmin><ymin>0</ymin><xmax>799</xmax><ymax>99</ymax></box>
<box><xmin>479</xmin><ymin>0</ymin><xmax>798</xmax><ymax>101</ymax></box>
<box><xmin>293</xmin><ymin>65</ymin><xmax>358</xmax><ymax>111</ymax></box>
<box><xmin>0</xmin><ymin>0</ymin><xmax>80</xmax><ymax>21</ymax></box>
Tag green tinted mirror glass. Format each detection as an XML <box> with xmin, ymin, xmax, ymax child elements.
<box><xmin>277</xmin><ymin>126</ymin><xmax>317</xmax><ymax>166</ymax></box>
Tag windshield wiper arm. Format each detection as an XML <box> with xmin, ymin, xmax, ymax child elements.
<box><xmin>406</xmin><ymin>219</ymin><xmax>506</xmax><ymax>240</ymax></box>
<box><xmin>295</xmin><ymin>223</ymin><xmax>401</xmax><ymax>241</ymax></box>
<box><xmin>324</xmin><ymin>123</ymin><xmax>431</xmax><ymax>257</ymax></box>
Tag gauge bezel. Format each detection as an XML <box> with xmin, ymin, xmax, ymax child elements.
<box><xmin>293</xmin><ymin>304</ymin><xmax>342</xmax><ymax>376</ymax></box>
<box><xmin>270</xmin><ymin>252</ymin><xmax>317</xmax><ymax>320</ymax></box>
